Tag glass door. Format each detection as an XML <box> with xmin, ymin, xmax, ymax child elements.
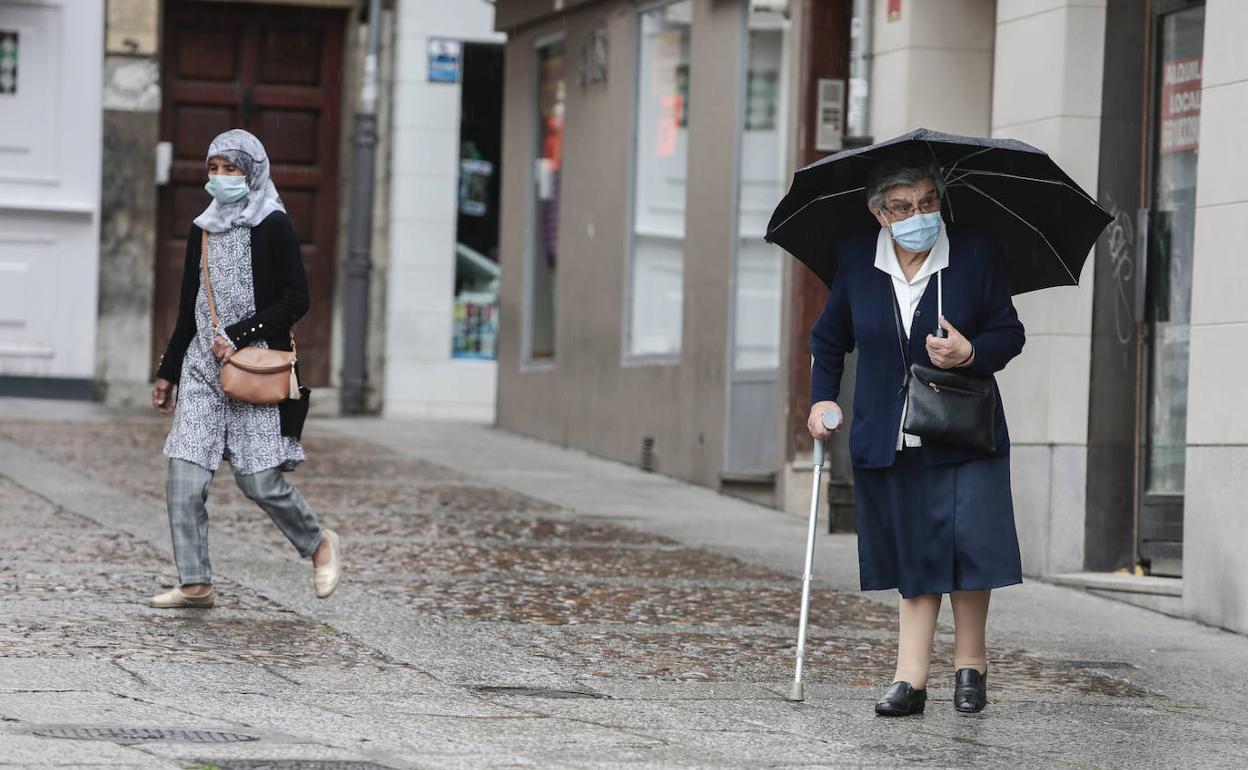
<box><xmin>626</xmin><ymin>1</ymin><xmax>693</xmax><ymax>360</ymax></box>
<box><xmin>1139</xmin><ymin>2</ymin><xmax>1204</xmax><ymax>576</ymax></box>
<box><xmin>724</xmin><ymin>5</ymin><xmax>790</xmax><ymax>477</ymax></box>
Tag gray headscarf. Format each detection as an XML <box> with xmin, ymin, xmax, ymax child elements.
<box><xmin>194</xmin><ymin>129</ymin><xmax>286</xmax><ymax>233</ymax></box>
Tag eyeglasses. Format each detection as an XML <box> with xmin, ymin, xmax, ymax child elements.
<box><xmin>884</xmin><ymin>195</ymin><xmax>941</xmax><ymax>220</ymax></box>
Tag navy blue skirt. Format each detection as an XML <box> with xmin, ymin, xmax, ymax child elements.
<box><xmin>852</xmin><ymin>447</ymin><xmax>1022</xmax><ymax>598</ymax></box>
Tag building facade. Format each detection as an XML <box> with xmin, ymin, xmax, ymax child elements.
<box><xmin>493</xmin><ymin>0</ymin><xmax>1248</xmax><ymax>635</ymax></box>
<box><xmin>494</xmin><ymin>0</ymin><xmax>796</xmax><ymax>490</ymax></box>
<box><xmin>385</xmin><ymin>0</ymin><xmax>504</xmax><ymax>421</ymax></box>
<box><xmin>0</xmin><ymin>0</ymin><xmax>504</xmax><ymax>421</ymax></box>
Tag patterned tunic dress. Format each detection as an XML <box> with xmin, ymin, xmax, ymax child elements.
<box><xmin>164</xmin><ymin>226</ymin><xmax>304</xmax><ymax>474</ymax></box>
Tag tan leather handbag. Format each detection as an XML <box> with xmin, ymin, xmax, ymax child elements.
<box><xmin>201</xmin><ymin>232</ymin><xmax>301</xmax><ymax>405</ymax></box>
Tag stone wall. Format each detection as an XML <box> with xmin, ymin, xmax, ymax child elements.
<box><xmin>98</xmin><ymin>51</ymin><xmax>160</xmax><ymax>406</ymax></box>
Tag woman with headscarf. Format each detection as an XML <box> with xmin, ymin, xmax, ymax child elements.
<box><xmin>149</xmin><ymin>129</ymin><xmax>341</xmax><ymax>608</ymax></box>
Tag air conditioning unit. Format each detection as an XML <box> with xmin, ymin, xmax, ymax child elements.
<box><xmin>750</xmin><ymin>0</ymin><xmax>790</xmax><ymax>15</ymax></box>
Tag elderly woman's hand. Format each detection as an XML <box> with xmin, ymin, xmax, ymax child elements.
<box><xmin>926</xmin><ymin>316</ymin><xmax>975</xmax><ymax>370</ymax></box>
<box><xmin>211</xmin><ymin>335</ymin><xmax>235</xmax><ymax>364</ymax></box>
<box><xmin>808</xmin><ymin>401</ymin><xmax>843</xmax><ymax>440</ymax></box>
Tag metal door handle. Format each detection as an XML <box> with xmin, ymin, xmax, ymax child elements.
<box><xmin>1135</xmin><ymin>208</ymin><xmax>1149</xmax><ymax>321</ymax></box>
<box><xmin>155</xmin><ymin>142</ymin><xmax>172</xmax><ymax>185</ymax></box>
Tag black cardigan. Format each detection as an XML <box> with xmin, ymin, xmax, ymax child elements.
<box><xmin>156</xmin><ymin>211</ymin><xmax>311</xmax><ymax>439</ymax></box>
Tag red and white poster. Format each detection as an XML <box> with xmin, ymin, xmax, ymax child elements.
<box><xmin>1160</xmin><ymin>56</ymin><xmax>1201</xmax><ymax>154</ymax></box>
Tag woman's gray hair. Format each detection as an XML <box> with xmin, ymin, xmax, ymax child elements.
<box><xmin>866</xmin><ymin>157</ymin><xmax>946</xmax><ymax>211</ymax></box>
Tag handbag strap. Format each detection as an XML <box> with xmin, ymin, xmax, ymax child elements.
<box><xmin>200</xmin><ymin>231</ymin><xmax>221</xmax><ymax>333</ymax></box>
<box><xmin>889</xmin><ymin>282</ymin><xmax>912</xmax><ymax>394</ymax></box>
<box><xmin>199</xmin><ymin>229</ymin><xmax>298</xmax><ymax>352</ymax></box>
<box><xmin>891</xmin><ymin>266</ymin><xmax>949</xmax><ymax>382</ymax></box>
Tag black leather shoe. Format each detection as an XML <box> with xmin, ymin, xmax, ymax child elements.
<box><xmin>874</xmin><ymin>681</ymin><xmax>927</xmax><ymax>716</ymax></box>
<box><xmin>954</xmin><ymin>668</ymin><xmax>987</xmax><ymax>713</ymax></box>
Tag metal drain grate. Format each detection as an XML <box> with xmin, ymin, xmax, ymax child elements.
<box><xmin>31</xmin><ymin>727</ymin><xmax>257</xmax><ymax>744</ymax></box>
<box><xmin>471</xmin><ymin>685</ymin><xmax>609</xmax><ymax>699</ymax></box>
<box><xmin>1044</xmin><ymin>659</ymin><xmax>1138</xmax><ymax>670</ymax></box>
<box><xmin>187</xmin><ymin>758</ymin><xmax>391</xmax><ymax>763</ymax></box>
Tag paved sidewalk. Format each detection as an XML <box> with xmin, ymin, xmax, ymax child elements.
<box><xmin>0</xmin><ymin>399</ymin><xmax>1246</xmax><ymax>769</ymax></box>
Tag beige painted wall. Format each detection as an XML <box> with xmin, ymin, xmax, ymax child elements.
<box><xmin>1182</xmin><ymin>0</ymin><xmax>1248</xmax><ymax>634</ymax></box>
<box><xmin>869</xmin><ymin>0</ymin><xmax>996</xmax><ymax>139</ymax></box>
<box><xmin>496</xmin><ymin>0</ymin><xmax>744</xmax><ymax>487</ymax></box>
<box><xmin>990</xmin><ymin>0</ymin><xmax>1106</xmax><ymax>577</ymax></box>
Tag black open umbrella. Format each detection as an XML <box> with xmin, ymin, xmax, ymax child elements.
<box><xmin>765</xmin><ymin>127</ymin><xmax>1113</xmax><ymax>295</ymax></box>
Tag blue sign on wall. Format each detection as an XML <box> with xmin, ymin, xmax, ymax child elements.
<box><xmin>428</xmin><ymin>38</ymin><xmax>461</xmax><ymax>84</ymax></box>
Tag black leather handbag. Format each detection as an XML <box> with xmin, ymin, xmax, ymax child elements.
<box><xmin>892</xmin><ymin>275</ymin><xmax>997</xmax><ymax>454</ymax></box>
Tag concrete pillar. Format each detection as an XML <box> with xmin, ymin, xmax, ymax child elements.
<box><xmin>98</xmin><ymin>2</ymin><xmax>160</xmax><ymax>406</ymax></box>
<box><xmin>869</xmin><ymin>0</ymin><xmax>996</xmax><ymax>139</ymax></box>
<box><xmin>989</xmin><ymin>0</ymin><xmax>1106</xmax><ymax>577</ymax></box>
<box><xmin>1181</xmin><ymin>0</ymin><xmax>1248</xmax><ymax>634</ymax></box>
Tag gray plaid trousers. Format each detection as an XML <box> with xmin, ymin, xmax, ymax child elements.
<box><xmin>165</xmin><ymin>458</ymin><xmax>323</xmax><ymax>584</ymax></box>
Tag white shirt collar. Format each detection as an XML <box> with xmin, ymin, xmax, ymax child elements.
<box><xmin>873</xmin><ymin>220</ymin><xmax>950</xmax><ymax>284</ymax></box>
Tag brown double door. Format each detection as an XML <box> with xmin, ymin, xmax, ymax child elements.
<box><xmin>154</xmin><ymin>1</ymin><xmax>344</xmax><ymax>386</ymax></box>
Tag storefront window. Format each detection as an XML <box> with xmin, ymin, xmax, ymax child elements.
<box><xmin>452</xmin><ymin>43</ymin><xmax>505</xmax><ymax>360</ymax></box>
<box><xmin>525</xmin><ymin>41</ymin><xmax>563</xmax><ymax>363</ymax></box>
<box><xmin>1145</xmin><ymin>5</ymin><xmax>1204</xmax><ymax>494</ymax></box>
<box><xmin>733</xmin><ymin>14</ymin><xmax>787</xmax><ymax>372</ymax></box>
<box><xmin>626</xmin><ymin>1</ymin><xmax>693</xmax><ymax>359</ymax></box>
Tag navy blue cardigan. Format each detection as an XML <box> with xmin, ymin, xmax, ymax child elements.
<box><xmin>810</xmin><ymin>227</ymin><xmax>1025</xmax><ymax>469</ymax></box>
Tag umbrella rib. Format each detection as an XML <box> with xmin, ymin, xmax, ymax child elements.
<box><xmin>942</xmin><ymin>147</ymin><xmax>994</xmax><ymax>177</ymax></box>
<box><xmin>766</xmin><ymin>186</ymin><xmax>868</xmax><ymax>235</ymax></box>
<box><xmin>957</xmin><ymin>180</ymin><xmax>1079</xmax><ymax>286</ymax></box>
<box><xmin>951</xmin><ymin>168</ymin><xmax>1099</xmax><ymax>203</ymax></box>
<box><xmin>944</xmin><ymin>168</ymin><xmax>976</xmax><ymax>187</ymax></box>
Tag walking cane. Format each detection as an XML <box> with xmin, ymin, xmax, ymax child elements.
<box><xmin>788</xmin><ymin>408</ymin><xmax>840</xmax><ymax>702</ymax></box>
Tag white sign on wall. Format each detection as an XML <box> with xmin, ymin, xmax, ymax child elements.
<box><xmin>815</xmin><ymin>78</ymin><xmax>845</xmax><ymax>153</ymax></box>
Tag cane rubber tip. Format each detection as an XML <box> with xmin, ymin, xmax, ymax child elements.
<box><xmin>788</xmin><ymin>682</ymin><xmax>804</xmax><ymax>701</ymax></box>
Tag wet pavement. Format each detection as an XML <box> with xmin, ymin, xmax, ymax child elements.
<box><xmin>0</xmin><ymin>408</ymin><xmax>1246</xmax><ymax>768</ymax></box>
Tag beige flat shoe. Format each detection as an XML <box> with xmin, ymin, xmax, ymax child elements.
<box><xmin>314</xmin><ymin>529</ymin><xmax>341</xmax><ymax>598</ymax></box>
<box><xmin>149</xmin><ymin>586</ymin><xmax>214</xmax><ymax>609</ymax></box>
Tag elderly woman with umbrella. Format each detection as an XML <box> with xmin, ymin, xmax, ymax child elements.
<box><xmin>768</xmin><ymin>129</ymin><xmax>1110</xmax><ymax>716</ymax></box>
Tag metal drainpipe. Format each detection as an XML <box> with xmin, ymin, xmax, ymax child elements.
<box><xmin>846</xmin><ymin>0</ymin><xmax>873</xmax><ymax>146</ymax></box>
<box><xmin>340</xmin><ymin>0</ymin><xmax>382</xmax><ymax>415</ymax></box>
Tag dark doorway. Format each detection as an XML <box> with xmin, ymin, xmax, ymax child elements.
<box><xmin>1088</xmin><ymin>0</ymin><xmax>1203</xmax><ymax>577</ymax></box>
<box><xmin>452</xmin><ymin>42</ymin><xmax>505</xmax><ymax>361</ymax></box>
<box><xmin>153</xmin><ymin>1</ymin><xmax>345</xmax><ymax>386</ymax></box>
<box><xmin>1137</xmin><ymin>1</ymin><xmax>1204</xmax><ymax>576</ymax></box>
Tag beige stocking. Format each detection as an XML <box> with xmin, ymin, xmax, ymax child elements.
<box><xmin>951</xmin><ymin>589</ymin><xmax>991</xmax><ymax>674</ymax></box>
<box><xmin>893</xmin><ymin>594</ymin><xmax>941</xmax><ymax>689</ymax></box>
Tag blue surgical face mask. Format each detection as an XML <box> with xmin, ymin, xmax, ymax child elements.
<box><xmin>204</xmin><ymin>174</ymin><xmax>249</xmax><ymax>204</ymax></box>
<box><xmin>888</xmin><ymin>210</ymin><xmax>942</xmax><ymax>253</ymax></box>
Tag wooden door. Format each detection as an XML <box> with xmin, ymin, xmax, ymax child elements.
<box><xmin>154</xmin><ymin>1</ymin><xmax>344</xmax><ymax>386</ymax></box>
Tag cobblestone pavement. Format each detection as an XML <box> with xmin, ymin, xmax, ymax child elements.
<box><xmin>0</xmin><ymin>412</ymin><xmax>1246</xmax><ymax>769</ymax></box>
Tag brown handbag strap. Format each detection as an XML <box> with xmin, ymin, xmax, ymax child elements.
<box><xmin>200</xmin><ymin>231</ymin><xmax>221</xmax><ymax>331</ymax></box>
<box><xmin>199</xmin><ymin>229</ymin><xmax>298</xmax><ymax>352</ymax></box>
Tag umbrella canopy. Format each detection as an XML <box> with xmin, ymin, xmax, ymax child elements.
<box><xmin>765</xmin><ymin>128</ymin><xmax>1113</xmax><ymax>295</ymax></box>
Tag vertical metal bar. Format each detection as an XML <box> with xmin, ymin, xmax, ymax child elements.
<box><xmin>340</xmin><ymin>0</ymin><xmax>383</xmax><ymax>414</ymax></box>
<box><xmin>1132</xmin><ymin>207</ymin><xmax>1150</xmax><ymax>569</ymax></box>
<box><xmin>789</xmin><ymin>437</ymin><xmax>825</xmax><ymax>702</ymax></box>
<box><xmin>846</xmin><ymin>0</ymin><xmax>872</xmax><ymax>144</ymax></box>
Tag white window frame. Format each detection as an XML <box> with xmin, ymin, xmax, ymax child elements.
<box><xmin>621</xmin><ymin>0</ymin><xmax>694</xmax><ymax>367</ymax></box>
